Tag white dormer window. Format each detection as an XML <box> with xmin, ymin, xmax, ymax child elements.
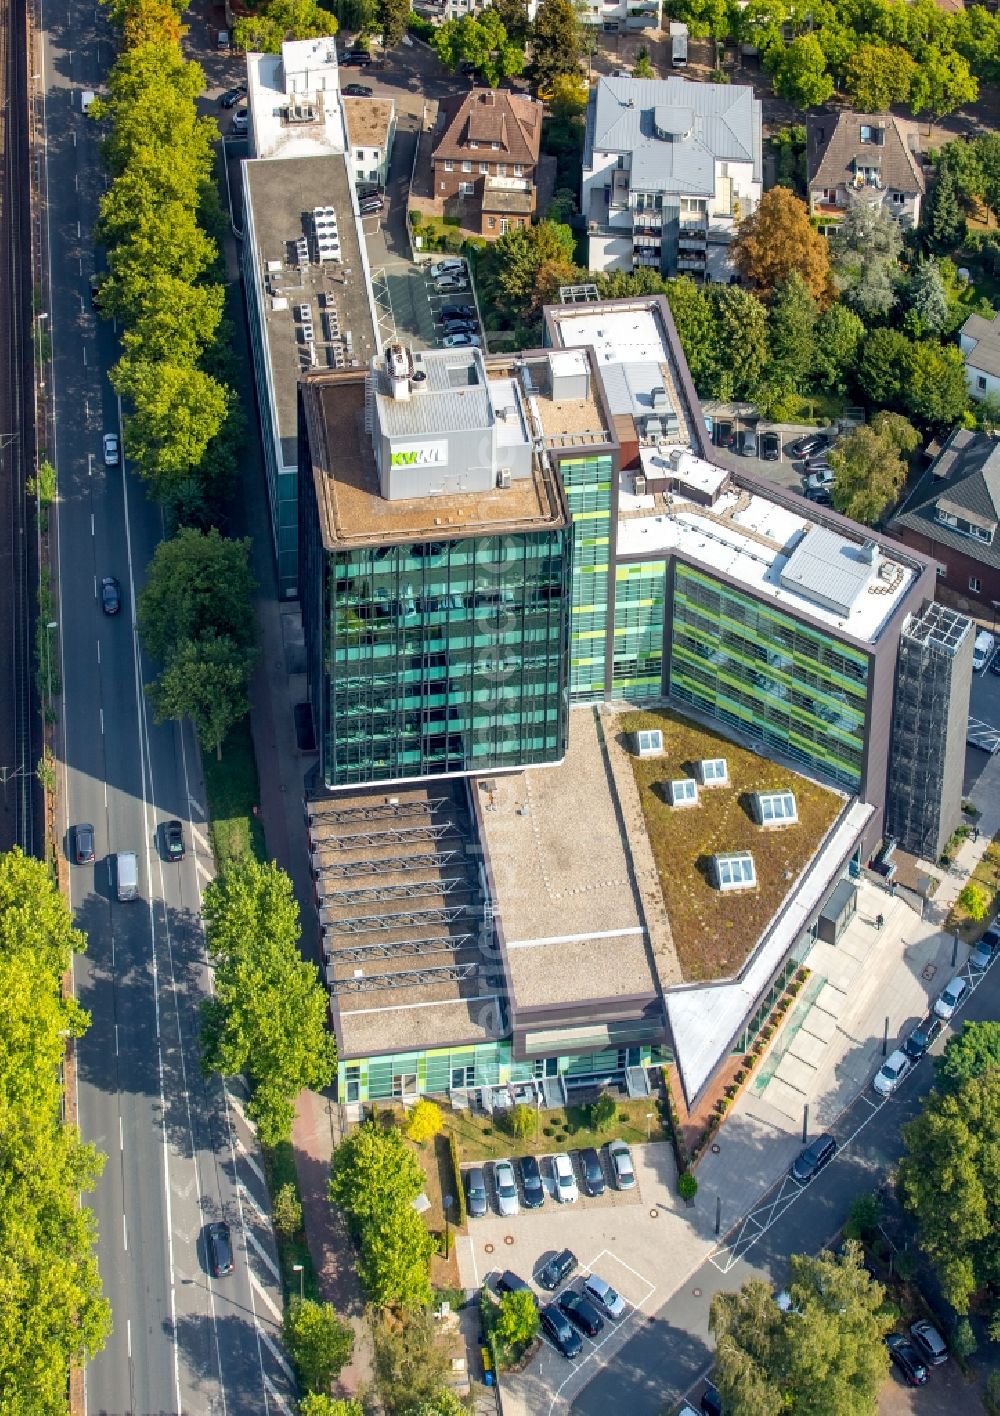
<box><xmin>514</xmin><ymin>164</ymin><xmax>524</xmax><ymax>176</ymax></box>
<box><xmin>469</xmin><ymin>140</ymin><xmax>479</xmax><ymax>149</ymax></box>
<box><xmin>444</xmin><ymin>160</ymin><xmax>453</xmax><ymax>172</ymax></box>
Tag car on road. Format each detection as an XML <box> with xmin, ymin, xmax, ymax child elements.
<box><xmin>74</xmin><ymin>822</ymin><xmax>96</xmax><ymax>865</ymax></box>
<box><xmin>790</xmin><ymin>432</ymin><xmax>829</xmax><ymax>460</ymax></box>
<box><xmin>551</xmin><ymin>1152</ymin><xmax>578</xmax><ymax>1204</ymax></box>
<box><xmin>163</xmin><ymin>819</ymin><xmax>185</xmax><ymax>862</ymax></box>
<box><xmin>519</xmin><ymin>1154</ymin><xmax>545</xmax><ymax>1209</ymax></box>
<box><xmin>737</xmin><ymin>427</ymin><xmax>758</xmax><ymax>457</ymax></box>
<box><xmin>219</xmin><ymin>84</ymin><xmax>246</xmax><ymax>108</ymax></box>
<box><xmin>341</xmin><ymin>48</ymin><xmax>374</xmax><ymax>65</ymax></box>
<box><xmin>558</xmin><ymin>1290</ymin><xmax>604</xmax><ymax>1338</ymax></box>
<box><xmin>970</xmin><ymin>926</ymin><xmax>1000</xmax><ymax>972</ymax></box>
<box><xmin>973</xmin><ymin>629</ymin><xmax>996</xmax><ymax>673</ymax></box>
<box><xmin>538</xmin><ymin>1247</ymin><xmax>577</xmax><ymax>1291</ymax></box>
<box><xmin>578</xmin><ymin>1147</ymin><xmax>606</xmax><ymax>1197</ymax></box>
<box><xmin>342</xmin><ymin>82</ymin><xmax>374</xmax><ymax>97</ymax></box>
<box><xmin>442</xmin><ymin>331</ymin><xmax>480</xmax><ymax>349</ymax></box>
<box><xmin>903</xmin><ymin>1015</ymin><xmax>944</xmax><ymax>1061</ymax></box>
<box><xmin>100</xmin><ymin>575</ymin><xmax>121</xmax><ymax>615</ymax></box>
<box><xmin>760</xmin><ymin>430</ymin><xmax>780</xmax><ymax>460</ymax></box>
<box><xmin>934</xmin><ymin>973</ymin><xmax>968</xmax><ymax>1020</ymax></box>
<box><xmin>465</xmin><ymin>1166</ymin><xmax>488</xmax><ymax>1219</ymax></box>
<box><xmin>583</xmin><ymin>1273</ymin><xmax>627</xmax><ymax>1319</ymax></box>
<box><xmin>541</xmin><ymin>1304</ymin><xmax>582</xmax><ymax>1359</ymax></box>
<box><xmin>873</xmin><ymin>1048</ymin><xmax>913</xmax><ymax>1097</ymax></box>
<box><xmin>206</xmin><ymin>1221</ymin><xmax>234</xmax><ymax>1277</ymax></box>
<box><xmin>910</xmin><ymin>1319</ymin><xmax>948</xmax><ymax>1366</ymax></box>
<box><xmin>103</xmin><ymin>432</ymin><xmax>120</xmax><ymax>466</ymax></box>
<box><xmin>790</xmin><ymin>1132</ymin><xmax>836</xmax><ymax>1185</ymax></box>
<box><xmin>805</xmin><ymin>467</ymin><xmax>834</xmax><ymax>492</ymax></box>
<box><xmin>886</xmin><ymin>1333</ymin><xmax>928</xmax><ymax>1386</ymax></box>
<box><xmin>493</xmin><ymin>1159</ymin><xmax>519</xmax><ymax>1217</ymax></box>
<box><xmin>608</xmin><ymin>1138</ymin><xmax>635</xmax><ymax>1190</ymax></box>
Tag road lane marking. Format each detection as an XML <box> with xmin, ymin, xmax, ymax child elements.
<box><xmin>250</xmin><ymin>1273</ymin><xmax>283</xmax><ymax>1323</ymax></box>
<box><xmin>245</xmin><ymin>1227</ymin><xmax>281</xmax><ymax>1283</ymax></box>
<box><xmin>96</xmin><ymin>639</ymin><xmax>100</xmax><ymax>664</ymax></box>
<box><xmin>119</xmin><ymin>1116</ymin><xmax>123</xmax><ymax>1151</ymax></box>
<box><xmin>259</xmin><ymin>1328</ymin><xmax>296</xmax><ymax>1385</ymax></box>
<box><xmin>123</xmin><ymin>1214</ymin><xmax>127</xmax><ymax>1251</ymax></box>
<box><xmin>264</xmin><ymin>1375</ymin><xmax>295</xmax><ymax>1415</ymax></box>
<box><xmin>126</xmin><ymin>1319</ymin><xmax>131</xmax><ymax>1358</ymax></box>
<box><xmin>240</xmin><ymin>1180</ymin><xmax>268</xmax><ymax>1223</ymax></box>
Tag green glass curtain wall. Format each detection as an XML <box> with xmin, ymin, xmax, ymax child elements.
<box><xmin>561</xmin><ymin>454</ymin><xmax>613</xmax><ymax>703</ymax></box>
<box><xmin>613</xmin><ymin>560</ymin><xmax>666</xmax><ymax>699</ymax></box>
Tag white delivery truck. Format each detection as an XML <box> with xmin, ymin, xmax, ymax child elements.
<box><xmin>670</xmin><ymin>21</ymin><xmax>688</xmax><ymax>67</ymax></box>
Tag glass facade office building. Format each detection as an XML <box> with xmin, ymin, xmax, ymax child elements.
<box><xmin>613</xmin><ymin>560</ymin><xmax>666</xmax><ymax>699</ymax></box>
<box><xmin>669</xmin><ymin>564</ymin><xmax>869</xmax><ymax>793</ymax></box>
<box><xmin>324</xmin><ymin>531</ymin><xmax>571</xmax><ymax>785</ymax></box>
<box><xmin>562</xmin><ymin>454</ymin><xmax>613</xmax><ymax>702</ymax></box>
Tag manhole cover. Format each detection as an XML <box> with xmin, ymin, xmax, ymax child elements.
<box><xmin>922</xmin><ymin>963</ymin><xmax>938</xmax><ymax>982</ymax></box>
<box><xmin>711</xmin><ymin>1143</ymin><xmax>721</xmax><ymax>1154</ymax></box>
<box><xmin>692</xmin><ymin>1287</ymin><xmax>702</xmax><ymax>1298</ymax></box>
<box><xmin>484</xmin><ymin>1243</ymin><xmax>494</xmax><ymax>1254</ymax></box>
<box><xmin>504</xmin><ymin>1234</ymin><xmax>514</xmax><ymax>1245</ymax></box>
<box><xmin>649</xmin><ymin>1208</ymin><xmax>659</xmax><ymax>1219</ymax></box>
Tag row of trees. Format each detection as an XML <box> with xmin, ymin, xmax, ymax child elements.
<box><xmin>0</xmin><ymin>851</ymin><xmax>111</xmax><ymax>1408</ymax></box>
<box><xmin>433</xmin><ymin>0</ymin><xmax>583</xmax><ymax>92</ymax></box>
<box><xmin>677</xmin><ymin>0</ymin><xmax>998</xmax><ymax>117</ymax></box>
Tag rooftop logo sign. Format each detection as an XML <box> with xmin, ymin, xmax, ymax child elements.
<box><xmin>390</xmin><ymin>441</ymin><xmax>447</xmax><ymax>468</ymax></box>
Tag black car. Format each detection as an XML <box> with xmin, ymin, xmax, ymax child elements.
<box><xmin>74</xmin><ymin>822</ymin><xmax>96</xmax><ymax>865</ymax></box>
<box><xmin>519</xmin><ymin>1154</ymin><xmax>545</xmax><ymax>1210</ymax></box>
<box><xmin>760</xmin><ymin>430</ymin><xmax>780</xmax><ymax>461</ymax></box>
<box><xmin>163</xmin><ymin>819</ymin><xmax>185</xmax><ymax>862</ymax></box>
<box><xmin>804</xmin><ymin>487</ymin><xmax>832</xmax><ymax>506</ymax></box>
<box><xmin>578</xmin><ymin>1148</ymin><xmax>605</xmax><ymax>1197</ymax></box>
<box><xmin>219</xmin><ymin>84</ymin><xmax>247</xmax><ymax>109</ymax></box>
<box><xmin>991</xmin><ymin>652</ymin><xmax>1000</xmax><ymax>676</ymax></box>
<box><xmin>903</xmin><ymin>1015</ymin><xmax>944</xmax><ymax>1061</ymax></box>
<box><xmin>790</xmin><ymin>1132</ymin><xmax>836</xmax><ymax>1185</ymax></box>
<box><xmin>206</xmin><ymin>1221</ymin><xmax>234</xmax><ymax>1277</ymax></box>
<box><xmin>101</xmin><ymin>575</ymin><xmax>121</xmax><ymax>615</ymax></box>
<box><xmin>343</xmin><ymin>82</ymin><xmax>374</xmax><ymax>97</ymax></box>
<box><xmin>465</xmin><ymin>1166</ymin><xmax>488</xmax><ymax>1219</ymax></box>
<box><xmin>887</xmin><ymin>1333</ymin><xmax>928</xmax><ymax>1386</ymax></box>
<box><xmin>701</xmin><ymin>1384</ymin><xmax>723</xmax><ymax>1416</ymax></box>
<box><xmin>440</xmin><ymin>303</ymin><xmax>476</xmax><ymax>321</ymax></box>
<box><xmin>790</xmin><ymin>432</ymin><xmax>829</xmax><ymax>460</ymax></box>
<box><xmin>558</xmin><ymin>1290</ymin><xmax>604</xmax><ymax>1338</ymax></box>
<box><xmin>496</xmin><ymin>1270</ymin><xmax>533</xmax><ymax>1301</ymax></box>
<box><xmin>341</xmin><ymin>49</ymin><xmax>373</xmax><ymax>66</ymax></box>
<box><xmin>542</xmin><ymin>1304</ymin><xmax>582</xmax><ymax>1359</ymax></box>
<box><xmin>441</xmin><ymin>319</ymin><xmax>477</xmax><ymax>337</ymax></box>
<box><xmin>538</xmin><ymin>1248</ymin><xmax>577</xmax><ymax>1291</ymax></box>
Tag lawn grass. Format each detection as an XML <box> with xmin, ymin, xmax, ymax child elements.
<box><xmin>201</xmin><ymin>715</ymin><xmax>266</xmax><ymax>870</ymax></box>
<box><xmin>619</xmin><ymin>707</ymin><xmax>843</xmax><ymax>981</ymax></box>
<box><xmin>262</xmin><ymin>1139</ymin><xmax>321</xmax><ymax>1305</ymax></box>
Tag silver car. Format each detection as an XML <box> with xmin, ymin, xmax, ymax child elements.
<box><xmin>608</xmin><ymin>1138</ymin><xmax>636</xmax><ymax>1190</ymax></box>
<box><xmin>873</xmin><ymin>1048</ymin><xmax>912</xmax><ymax>1097</ymax></box>
<box><xmin>583</xmin><ymin>1273</ymin><xmax>627</xmax><ymax>1319</ymax></box>
<box><xmin>493</xmin><ymin>1159</ymin><xmax>519</xmax><ymax>1217</ymax></box>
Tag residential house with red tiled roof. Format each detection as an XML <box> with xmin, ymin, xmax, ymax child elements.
<box><xmin>431</xmin><ymin>88</ymin><xmax>543</xmax><ymax>238</ymax></box>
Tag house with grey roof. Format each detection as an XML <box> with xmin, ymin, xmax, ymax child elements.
<box><xmin>807</xmin><ymin>111</ymin><xmax>924</xmax><ymax>232</ymax></box>
<box><xmin>888</xmin><ymin>426</ymin><xmax>1000</xmax><ymax>607</ymax></box>
<box><xmin>581</xmin><ymin>76</ymin><xmax>762</xmax><ymax>279</ymax></box>
<box><xmin>960</xmin><ymin>310</ymin><xmax>1000</xmax><ymax>403</ymax></box>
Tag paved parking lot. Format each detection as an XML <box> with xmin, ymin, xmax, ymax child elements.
<box><xmin>456</xmin><ymin>1143</ymin><xmax>721</xmax><ymax>1414</ymax></box>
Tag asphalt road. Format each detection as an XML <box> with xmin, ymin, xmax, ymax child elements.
<box><xmin>37</xmin><ymin>0</ymin><xmax>292</xmax><ymax>1411</ymax></box>
<box><xmin>569</xmin><ymin>961</ymin><xmax>1000</xmax><ymax>1416</ymax></box>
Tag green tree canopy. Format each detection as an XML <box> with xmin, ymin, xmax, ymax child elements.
<box><xmin>923</xmin><ymin>163</ymin><xmax>966</xmax><ymax>254</ymax></box>
<box><xmin>909</xmin><ymin>44</ymin><xmax>978</xmax><ymax>118</ymax></box>
<box><xmin>832</xmin><ymin>199</ymin><xmax>903</xmax><ymax>318</ymax></box>
<box><xmin>664</xmin><ymin>275</ymin><xmax>719</xmax><ymax>394</ymax></box>
<box><xmin>767</xmin><ymin>271</ymin><xmax>818</xmax><ymax>397</ymax></box>
<box><xmin>138</xmin><ymin>526</ymin><xmax>256</xmax><ymax>664</ymax></box>
<box><xmin>483</xmin><ymin>220</ymin><xmax>576</xmax><ymax>322</ymax></box>
<box><xmin>905</xmin><ymin>258</ymin><xmax>949</xmax><ymax>337</ymax></box>
<box><xmin>844</xmin><ymin>43</ymin><xmax>916</xmax><ymax>111</ymax></box>
<box><xmin>707</xmin><ymin>285</ymin><xmax>769</xmax><ymax>404</ymax></box>
<box><xmin>904</xmin><ymin>340</ymin><xmax>969</xmax><ymax>429</ymax></box>
<box><xmin>710</xmin><ymin>1246</ymin><xmax>890</xmax><ymax>1416</ymax></box>
<box><xmin>201</xmin><ymin>859</ymin><xmax>336</xmax><ymax>1145</ymax></box>
<box><xmin>378</xmin><ymin>0</ymin><xmax>410</xmax><ymax>48</ymax></box>
<box><xmin>829</xmin><ymin>423</ymin><xmax>909</xmax><ymax>525</ymax></box>
<box><xmin>494</xmin><ymin>1289</ymin><xmax>540</xmax><ymax>1358</ymax></box>
<box><xmin>149</xmin><ymin>630</ymin><xmax>254</xmax><ymax>757</ymax></box>
<box><xmin>530</xmin><ymin>0</ymin><xmax>582</xmax><ymax>91</ymax></box>
<box><xmin>899</xmin><ymin>1069</ymin><xmax>1000</xmax><ymax>1313</ymax></box>
<box><xmin>812</xmin><ymin>303</ymin><xmax>865</xmax><ymax>393</ymax></box>
<box><xmin>372</xmin><ymin>1308</ymin><xmax>456</xmax><ymax>1414</ymax></box>
<box><xmin>434</xmin><ymin>9</ymin><xmax>525</xmax><ymax>83</ymax></box>
<box><xmin>284</xmin><ymin>1298</ymin><xmax>355</xmax><ymax>1394</ymax></box>
<box><xmin>858</xmin><ymin>328</ymin><xmax>913</xmax><ymax>408</ymax></box>
<box><xmin>767</xmin><ymin>34</ymin><xmax>835</xmax><ymax>108</ymax></box>
<box><xmin>233</xmin><ymin>0</ymin><xmax>335</xmax><ymax>53</ymax></box>
<box><xmin>298</xmin><ymin>1397</ymin><xmax>365</xmax><ymax>1416</ymax></box>
<box><xmin>358</xmin><ymin>1205</ymin><xmax>435</xmax><ymax>1309</ymax></box>
<box><xmin>936</xmin><ymin>1021</ymin><xmax>1000</xmax><ymax>1095</ymax></box>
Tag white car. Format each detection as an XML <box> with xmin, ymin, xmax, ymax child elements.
<box><xmin>442</xmin><ymin>332</ymin><xmax>481</xmax><ymax>349</ymax></box>
<box><xmin>430</xmin><ymin>259</ymin><xmax>465</xmax><ymax>280</ymax></box>
<box><xmin>933</xmin><ymin>974</ymin><xmax>968</xmax><ymax>1020</ymax></box>
<box><xmin>232</xmin><ymin>108</ymin><xmax>248</xmax><ymax>135</ymax></box>
<box><xmin>551</xmin><ymin>1152</ymin><xmax>578</xmax><ymax>1204</ymax></box>
<box><xmin>805</xmin><ymin>466</ymin><xmax>834</xmax><ymax>492</ymax></box>
<box><xmin>493</xmin><ymin>1159</ymin><xmax>519</xmax><ymax>1218</ymax></box>
<box><xmin>873</xmin><ymin>1048</ymin><xmax>913</xmax><ymax>1097</ymax></box>
<box><xmin>608</xmin><ymin>1138</ymin><xmax>635</xmax><ymax>1190</ymax></box>
<box><xmin>972</xmin><ymin>630</ymin><xmax>996</xmax><ymax>673</ymax></box>
<box><xmin>103</xmin><ymin>432</ymin><xmax>120</xmax><ymax>466</ymax></box>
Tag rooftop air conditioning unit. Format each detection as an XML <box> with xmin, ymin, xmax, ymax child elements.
<box><xmin>634</xmin><ymin>473</ymin><xmax>646</xmax><ymax>495</ymax></box>
<box><xmin>497</xmin><ymin>469</ymin><xmax>512</xmax><ymax>489</ymax></box>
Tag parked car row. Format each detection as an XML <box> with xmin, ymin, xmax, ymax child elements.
<box><xmin>710</xmin><ymin>418</ymin><xmax>779</xmax><ymax>460</ymax></box>
<box><xmin>873</xmin><ymin>949</ymin><xmax>988</xmax><ymax>1096</ymax></box>
<box><xmin>886</xmin><ymin>1319</ymin><xmax>949</xmax><ymax>1387</ymax></box>
<box><xmin>425</xmin><ymin>260</ymin><xmax>482</xmax><ymax>349</ymax></box>
<box><xmin>494</xmin><ymin>1255</ymin><xmax>630</xmax><ymax>1362</ymax></box>
<box><xmin>465</xmin><ymin>1141</ymin><xmax>636</xmax><ymax>1218</ymax></box>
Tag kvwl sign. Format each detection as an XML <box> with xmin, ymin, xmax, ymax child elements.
<box><xmin>390</xmin><ymin>441</ymin><xmax>447</xmax><ymax>467</ymax></box>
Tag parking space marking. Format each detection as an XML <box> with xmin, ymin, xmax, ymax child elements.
<box><xmin>369</xmin><ymin>266</ymin><xmax>397</xmax><ymax>346</ymax></box>
<box><xmin>546</xmin><ymin>1248</ymin><xmax>657</xmax><ymax>1414</ymax></box>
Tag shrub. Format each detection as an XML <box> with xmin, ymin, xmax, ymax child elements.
<box><xmin>448</xmin><ymin>1132</ymin><xmax>466</xmax><ymax>1226</ymax></box>
<box><xmin>952</xmin><ymin>1318</ymin><xmax>977</xmax><ymax>1360</ymax></box>
<box><xmin>272</xmin><ymin>1182</ymin><xmax>303</xmax><ymax>1236</ymax></box>
<box><xmin>494</xmin><ymin>1289</ymin><xmax>540</xmax><ymax>1363</ymax></box>
<box><xmin>958</xmin><ymin>881</ymin><xmax>991</xmax><ymax>922</ymax></box>
<box><xmin>406</xmin><ymin>1098</ymin><xmax>444</xmax><ymax>1145</ymax></box>
<box><xmin>542</xmin><ymin>1125</ymin><xmax>555</xmax><ymax>1137</ymax></box>
<box><xmin>678</xmin><ymin>1170</ymin><xmax>698</xmax><ymax>1201</ymax></box>
<box><xmin>843</xmin><ymin>1191</ymin><xmax>882</xmax><ymax>1242</ymax></box>
<box><xmin>590</xmin><ymin>1090</ymin><xmax>617</xmax><ymax>1133</ymax></box>
<box><xmin>509</xmin><ymin>1103</ymin><xmax>537</xmax><ymax>1139</ymax></box>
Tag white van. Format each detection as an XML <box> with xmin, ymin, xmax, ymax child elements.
<box><xmin>972</xmin><ymin>630</ymin><xmax>996</xmax><ymax>673</ymax></box>
<box><xmin>81</xmin><ymin>89</ymin><xmax>97</xmax><ymax>115</ymax></box>
<box><xmin>232</xmin><ymin>108</ymin><xmax>249</xmax><ymax>136</ymax></box>
<box><xmin>115</xmin><ymin>851</ymin><xmax>138</xmax><ymax>902</ymax></box>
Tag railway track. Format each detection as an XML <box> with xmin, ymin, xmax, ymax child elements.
<box><xmin>0</xmin><ymin>0</ymin><xmax>40</xmax><ymax>855</ymax></box>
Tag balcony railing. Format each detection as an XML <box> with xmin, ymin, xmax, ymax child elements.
<box><xmin>484</xmin><ymin>175</ymin><xmax>531</xmax><ymax>194</ymax></box>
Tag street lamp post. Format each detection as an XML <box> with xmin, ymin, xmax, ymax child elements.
<box><xmin>645</xmin><ymin>1110</ymin><xmax>654</xmax><ymax>1142</ymax></box>
<box><xmin>292</xmin><ymin>1262</ymin><xmax>304</xmax><ymax>1302</ymax></box>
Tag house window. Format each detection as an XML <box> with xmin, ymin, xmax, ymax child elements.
<box><xmin>978</xmin><ymin>375</ymin><xmax>988</xmax><ymax>391</ymax></box>
<box><xmin>444</xmin><ymin>160</ymin><xmax>454</xmax><ymax>172</ymax></box>
<box><xmin>488</xmin><ymin>217</ymin><xmax>496</xmax><ymax>228</ymax></box>
<box><xmin>891</xmin><ymin>191</ymin><xmax>905</xmax><ymax>204</ymax></box>
<box><xmin>492</xmin><ymin>141</ymin><xmax>500</xmax><ymax>150</ymax></box>
<box><xmin>497</xmin><ymin>164</ymin><xmax>508</xmax><ymax>176</ymax></box>
<box><xmin>462</xmin><ymin>161</ymin><xmax>472</xmax><ymax>172</ymax></box>
<box><xmin>355</xmin><ymin>149</ymin><xmax>364</xmax><ymax>161</ymax></box>
<box><xmin>459</xmin><ymin>181</ymin><xmax>474</xmax><ymax>196</ymax></box>
<box><xmin>513</xmin><ymin>164</ymin><xmax>524</xmax><ymax>176</ymax></box>
<box><xmin>970</xmin><ymin>577</ymin><xmax>982</xmax><ymax>593</ymax></box>
<box><xmin>500</xmin><ymin>218</ymin><xmax>509</xmax><ymax>234</ymax></box>
<box><xmin>469</xmin><ymin>140</ymin><xmax>479</xmax><ymax>149</ymax></box>
<box><xmin>936</xmin><ymin>508</ymin><xmax>959</xmax><ymax>528</ymax></box>
<box><xmin>479</xmin><ymin>162</ymin><xmax>490</xmax><ymax>174</ymax></box>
